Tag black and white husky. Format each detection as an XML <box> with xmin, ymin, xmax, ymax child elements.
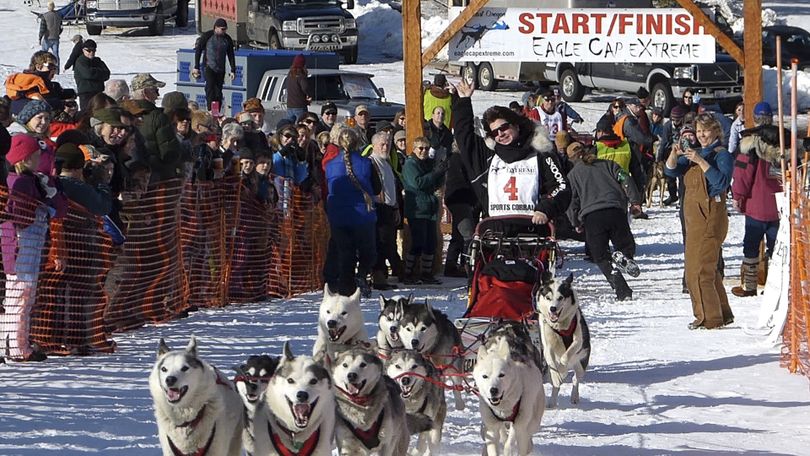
<box><xmin>376</xmin><ymin>294</ymin><xmax>413</xmax><ymax>354</ymax></box>
<box><xmin>473</xmin><ymin>322</ymin><xmax>545</xmax><ymax>456</ymax></box>
<box><xmin>253</xmin><ymin>341</ymin><xmax>336</xmax><ymax>456</ymax></box>
<box><xmin>234</xmin><ymin>355</ymin><xmax>280</xmax><ymax>456</ymax></box>
<box><xmin>535</xmin><ymin>272</ymin><xmax>591</xmax><ymax>408</ymax></box>
<box><xmin>149</xmin><ymin>336</ymin><xmax>245</xmax><ymax>456</ymax></box>
<box><xmin>313</xmin><ymin>285</ymin><xmax>370</xmax><ymax>365</ymax></box>
<box><xmin>398</xmin><ymin>301</ymin><xmax>466</xmax><ymax>410</ymax></box>
<box><xmin>385</xmin><ymin>349</ymin><xmax>447</xmax><ymax>456</ymax></box>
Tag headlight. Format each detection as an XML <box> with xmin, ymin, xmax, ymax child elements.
<box><xmin>312</xmin><ymin>35</ymin><xmax>321</xmax><ymax>43</ymax></box>
<box><xmin>140</xmin><ymin>0</ymin><xmax>159</xmax><ymax>7</ymax></box>
<box><xmin>282</xmin><ymin>20</ymin><xmax>297</xmax><ymax>32</ymax></box>
<box><xmin>86</xmin><ymin>0</ymin><xmax>97</xmax><ymax>7</ymax></box>
<box><xmin>344</xmin><ymin>18</ymin><xmax>356</xmax><ymax>29</ymax></box>
<box><xmin>673</xmin><ymin>66</ymin><xmax>694</xmax><ymax>80</ymax></box>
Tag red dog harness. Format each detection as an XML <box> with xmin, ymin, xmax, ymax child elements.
<box><xmin>268</xmin><ymin>421</ymin><xmax>321</xmax><ymax>456</ymax></box>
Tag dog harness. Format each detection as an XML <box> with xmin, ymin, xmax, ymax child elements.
<box><xmin>167</xmin><ymin>425</ymin><xmax>216</xmax><ymax>456</ymax></box>
<box><xmin>553</xmin><ymin>317</ymin><xmax>578</xmax><ymax>349</ymax></box>
<box><xmin>341</xmin><ymin>409</ymin><xmax>385</xmax><ymax>450</ymax></box>
<box><xmin>268</xmin><ymin>421</ymin><xmax>321</xmax><ymax>456</ymax></box>
<box><xmin>335</xmin><ymin>385</ymin><xmax>374</xmax><ymax>406</ymax></box>
<box><xmin>491</xmin><ymin>399</ymin><xmax>521</xmax><ymax>423</ymax></box>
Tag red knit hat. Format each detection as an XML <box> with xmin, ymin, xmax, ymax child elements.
<box><xmin>292</xmin><ymin>54</ymin><xmax>306</xmax><ymax>69</ymax></box>
<box><xmin>7</xmin><ymin>134</ymin><xmax>45</xmax><ymax>165</ymax></box>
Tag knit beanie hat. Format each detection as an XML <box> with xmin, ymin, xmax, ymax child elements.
<box><xmin>17</xmin><ymin>99</ymin><xmax>52</xmax><ymax>125</ymax></box>
<box><xmin>56</xmin><ymin>142</ymin><xmax>86</xmax><ymax>170</ymax></box>
<box><xmin>214</xmin><ymin>18</ymin><xmax>227</xmax><ymax>28</ymax></box>
<box><xmin>242</xmin><ymin>97</ymin><xmax>264</xmax><ymax>113</ymax></box>
<box><xmin>670</xmin><ymin>105</ymin><xmax>688</xmax><ymax>121</ymax></box>
<box><xmin>292</xmin><ymin>54</ymin><xmax>306</xmax><ymax>69</ymax></box>
<box><xmin>55</xmin><ymin>129</ymin><xmax>89</xmax><ymax>148</ymax></box>
<box><xmin>6</xmin><ymin>134</ymin><xmax>45</xmax><ymax>165</ymax></box>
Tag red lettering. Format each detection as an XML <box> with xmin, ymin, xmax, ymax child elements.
<box><xmin>647</xmin><ymin>14</ymin><xmax>662</xmax><ymax>35</ymax></box>
<box><xmin>618</xmin><ymin>13</ymin><xmax>632</xmax><ymax>34</ymax></box>
<box><xmin>503</xmin><ymin>176</ymin><xmax>518</xmax><ymax>201</ymax></box>
<box><xmin>572</xmin><ymin>13</ymin><xmax>588</xmax><ymax>34</ymax></box>
<box><xmin>636</xmin><ymin>14</ymin><xmax>644</xmax><ymax>35</ymax></box>
<box><xmin>591</xmin><ymin>13</ymin><xmax>606</xmax><ymax>34</ymax></box>
<box><xmin>552</xmin><ymin>13</ymin><xmax>570</xmax><ymax>34</ymax></box>
<box><xmin>518</xmin><ymin>12</ymin><xmax>534</xmax><ymax>34</ymax></box>
<box><xmin>674</xmin><ymin>14</ymin><xmax>690</xmax><ymax>35</ymax></box>
<box><xmin>537</xmin><ymin>13</ymin><xmax>552</xmax><ymax>34</ymax></box>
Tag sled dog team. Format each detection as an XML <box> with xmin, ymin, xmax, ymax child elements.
<box><xmin>150</xmin><ymin>273</ymin><xmax>591</xmax><ymax>456</ymax></box>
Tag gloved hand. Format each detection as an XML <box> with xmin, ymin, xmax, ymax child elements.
<box><xmin>228</xmin><ymin>72</ymin><xmax>235</xmax><ymax>81</ymax></box>
<box><xmin>36</xmin><ymin>173</ymin><xmax>57</xmax><ymax>199</ymax></box>
<box><xmin>191</xmin><ymin>68</ymin><xmax>200</xmax><ymax>79</ymax></box>
<box><xmin>433</xmin><ymin>157</ymin><xmax>450</xmax><ymax>174</ymax></box>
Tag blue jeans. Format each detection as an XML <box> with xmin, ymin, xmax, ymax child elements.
<box><xmin>743</xmin><ymin>216</ymin><xmax>779</xmax><ymax>259</ymax></box>
<box><xmin>41</xmin><ymin>38</ymin><xmax>60</xmax><ymax>68</ymax></box>
<box><xmin>287</xmin><ymin>108</ymin><xmax>307</xmax><ymax>123</ymax></box>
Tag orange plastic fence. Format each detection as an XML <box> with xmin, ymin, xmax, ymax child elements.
<box><xmin>0</xmin><ymin>176</ymin><xmax>328</xmax><ymax>358</ymax></box>
<box><xmin>781</xmin><ymin>182</ymin><xmax>810</xmax><ymax>378</ymax></box>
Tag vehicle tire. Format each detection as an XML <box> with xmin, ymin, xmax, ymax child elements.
<box><xmin>175</xmin><ymin>0</ymin><xmax>188</xmax><ymax>27</ymax></box>
<box><xmin>86</xmin><ymin>23</ymin><xmax>102</xmax><ymax>35</ymax></box>
<box><xmin>477</xmin><ymin>62</ymin><xmax>497</xmax><ymax>91</ymax></box>
<box><xmin>651</xmin><ymin>81</ymin><xmax>675</xmax><ymax>116</ymax></box>
<box><xmin>269</xmin><ymin>32</ymin><xmax>282</xmax><ymax>50</ymax></box>
<box><xmin>560</xmin><ymin>68</ymin><xmax>584</xmax><ymax>102</ymax></box>
<box><xmin>343</xmin><ymin>46</ymin><xmax>358</xmax><ymax>65</ymax></box>
<box><xmin>149</xmin><ymin>7</ymin><xmax>165</xmax><ymax>36</ymax></box>
<box><xmin>461</xmin><ymin>62</ymin><xmax>477</xmax><ymax>87</ymax></box>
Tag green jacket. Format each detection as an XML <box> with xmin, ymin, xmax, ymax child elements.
<box><xmin>73</xmin><ymin>55</ymin><xmax>110</xmax><ymax>96</ymax></box>
<box><xmin>401</xmin><ymin>155</ymin><xmax>444</xmax><ymax>221</ymax></box>
<box><xmin>132</xmin><ymin>99</ymin><xmax>182</xmax><ymax>181</ymax></box>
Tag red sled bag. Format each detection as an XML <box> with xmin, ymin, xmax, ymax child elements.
<box><xmin>467</xmin><ymin>258</ymin><xmax>541</xmax><ymax>320</ymax></box>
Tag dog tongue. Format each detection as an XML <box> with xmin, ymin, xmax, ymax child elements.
<box><xmin>167</xmin><ymin>388</ymin><xmax>182</xmax><ymax>401</ymax></box>
<box><xmin>347</xmin><ymin>383</ymin><xmax>361</xmax><ymax>395</ymax></box>
<box><xmin>293</xmin><ymin>403</ymin><xmax>310</xmax><ymax>420</ymax></box>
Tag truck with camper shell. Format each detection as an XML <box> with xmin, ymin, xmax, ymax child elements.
<box><xmin>449</xmin><ymin>0</ymin><xmax>743</xmax><ymax>114</ymax></box>
<box><xmin>84</xmin><ymin>0</ymin><xmax>190</xmax><ymax>36</ymax></box>
<box><xmin>196</xmin><ymin>0</ymin><xmax>359</xmax><ymax>64</ymax></box>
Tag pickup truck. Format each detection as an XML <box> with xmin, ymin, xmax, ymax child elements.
<box><xmin>544</xmin><ymin>54</ymin><xmax>743</xmax><ymax>115</ymax></box>
<box><xmin>197</xmin><ymin>0</ymin><xmax>359</xmax><ymax>64</ymax></box>
<box><xmin>84</xmin><ymin>0</ymin><xmax>189</xmax><ymax>36</ymax></box>
<box><xmin>257</xmin><ymin>68</ymin><xmax>403</xmax><ymax>131</ymax></box>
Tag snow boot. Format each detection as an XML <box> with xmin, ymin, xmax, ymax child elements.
<box><xmin>403</xmin><ymin>254</ymin><xmax>421</xmax><ymax>285</ymax></box>
<box><xmin>420</xmin><ymin>254</ymin><xmax>442</xmax><ymax>285</ymax></box>
<box><xmin>598</xmin><ymin>260</ymin><xmax>632</xmax><ymax>301</ymax></box>
<box><xmin>731</xmin><ymin>257</ymin><xmax>758</xmax><ymax>297</ymax></box>
<box><xmin>612</xmin><ymin>251</ymin><xmax>640</xmax><ymax>278</ymax></box>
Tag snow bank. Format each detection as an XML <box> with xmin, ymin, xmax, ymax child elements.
<box><xmin>354</xmin><ymin>0</ymin><xmax>449</xmax><ymax>62</ymax></box>
<box><xmin>762</xmin><ymin>66</ymin><xmax>810</xmax><ymax>112</ymax></box>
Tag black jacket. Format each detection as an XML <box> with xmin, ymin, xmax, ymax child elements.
<box><xmin>424</xmin><ymin>120</ymin><xmax>453</xmax><ymax>157</ymax></box>
<box><xmin>64</xmin><ymin>40</ymin><xmax>84</xmax><ymax>71</ymax></box>
<box><xmin>73</xmin><ymin>55</ymin><xmax>110</xmax><ymax>96</ymax></box>
<box><xmin>59</xmin><ymin>176</ymin><xmax>112</xmax><ymax>216</ymax></box>
<box><xmin>285</xmin><ymin>72</ymin><xmax>311</xmax><ymax>110</ymax></box>
<box><xmin>444</xmin><ymin>152</ymin><xmax>477</xmax><ymax>206</ymax></box>
<box><xmin>193</xmin><ymin>30</ymin><xmax>236</xmax><ymax>73</ymax></box>
<box><xmin>452</xmin><ymin>97</ymin><xmax>570</xmax><ymax>219</ymax></box>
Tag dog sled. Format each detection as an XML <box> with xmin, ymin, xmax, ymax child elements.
<box><xmin>453</xmin><ymin>215</ymin><xmax>559</xmax><ymax>372</ymax></box>
<box><xmin>32</xmin><ymin>0</ymin><xmax>86</xmax><ymax>25</ymax></box>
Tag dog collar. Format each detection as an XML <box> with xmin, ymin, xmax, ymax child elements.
<box><xmin>492</xmin><ymin>398</ymin><xmax>521</xmax><ymax>423</ymax></box>
<box><xmin>335</xmin><ymin>385</ymin><xmax>373</xmax><ymax>406</ymax></box>
<box><xmin>168</xmin><ymin>424</ymin><xmax>216</xmax><ymax>456</ymax></box>
<box><xmin>553</xmin><ymin>317</ymin><xmax>578</xmax><ymax>338</ymax></box>
<box><xmin>269</xmin><ymin>421</ymin><xmax>320</xmax><ymax>456</ymax></box>
<box><xmin>342</xmin><ymin>409</ymin><xmax>385</xmax><ymax>450</ymax></box>
<box><xmin>177</xmin><ymin>405</ymin><xmax>206</xmax><ymax>429</ymax></box>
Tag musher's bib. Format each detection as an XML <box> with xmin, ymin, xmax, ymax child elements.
<box><xmin>487</xmin><ymin>154</ymin><xmax>539</xmax><ymax>216</ymax></box>
<box><xmin>537</xmin><ymin>108</ymin><xmax>564</xmax><ymax>140</ymax></box>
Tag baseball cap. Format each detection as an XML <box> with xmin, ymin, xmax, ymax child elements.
<box><xmin>321</xmin><ymin>102</ymin><xmax>337</xmax><ymax>115</ymax></box>
<box><xmin>394</xmin><ymin>130</ymin><xmax>406</xmax><ymax>142</ymax></box>
<box><xmin>753</xmin><ymin>101</ymin><xmax>773</xmax><ymax>116</ymax></box>
<box><xmin>131</xmin><ymin>73</ymin><xmax>166</xmax><ymax>91</ymax></box>
<box><xmin>433</xmin><ymin>74</ymin><xmax>447</xmax><ymax>87</ymax></box>
<box><xmin>91</xmin><ymin>108</ymin><xmax>127</xmax><ymax>128</ymax></box>
<box><xmin>214</xmin><ymin>18</ymin><xmax>227</xmax><ymax>28</ymax></box>
<box><xmin>82</xmin><ymin>39</ymin><xmax>97</xmax><ymax>50</ymax></box>
<box><xmin>355</xmin><ymin>104</ymin><xmax>369</xmax><ymax>115</ymax></box>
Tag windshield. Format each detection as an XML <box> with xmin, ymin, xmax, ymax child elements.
<box><xmin>278</xmin><ymin>0</ymin><xmax>341</xmax><ymax>6</ymax></box>
<box><xmin>310</xmin><ymin>74</ymin><xmax>380</xmax><ymax>100</ymax></box>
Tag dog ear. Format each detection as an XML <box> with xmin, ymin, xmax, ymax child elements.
<box><xmin>158</xmin><ymin>338</ymin><xmax>170</xmax><ymax>357</ymax></box>
<box><xmin>324</xmin><ymin>283</ymin><xmax>335</xmax><ymax>298</ymax></box>
<box><xmin>185</xmin><ymin>336</ymin><xmax>198</xmax><ymax>357</ymax></box>
<box><xmin>233</xmin><ymin>364</ymin><xmax>246</xmax><ymax>376</ymax></box>
<box><xmin>283</xmin><ymin>341</ymin><xmax>294</xmax><ymax>361</ymax></box>
<box><xmin>565</xmin><ymin>273</ymin><xmax>574</xmax><ymax>285</ymax></box>
<box><xmin>541</xmin><ymin>270</ymin><xmax>553</xmax><ymax>285</ymax></box>
<box><xmin>425</xmin><ymin>300</ymin><xmax>433</xmax><ymax>314</ymax></box>
<box><xmin>406</xmin><ymin>293</ymin><xmax>414</xmax><ymax>305</ymax></box>
<box><xmin>350</xmin><ymin>286</ymin><xmax>362</xmax><ymax>302</ymax></box>
<box><xmin>379</xmin><ymin>295</ymin><xmax>386</xmax><ymax>310</ymax></box>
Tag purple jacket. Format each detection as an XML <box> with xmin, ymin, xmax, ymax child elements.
<box><xmin>2</xmin><ymin>172</ymin><xmax>48</xmax><ymax>274</ymax></box>
<box><xmin>731</xmin><ymin>136</ymin><xmax>782</xmax><ymax>222</ymax></box>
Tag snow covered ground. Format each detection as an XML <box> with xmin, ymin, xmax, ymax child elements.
<box><xmin>2</xmin><ymin>0</ymin><xmax>810</xmax><ymax>454</ymax></box>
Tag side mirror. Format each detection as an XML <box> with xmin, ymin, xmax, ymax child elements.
<box><xmin>345</xmin><ymin>0</ymin><xmax>354</xmax><ymax>9</ymax></box>
<box><xmin>280</xmin><ymin>88</ymin><xmax>287</xmax><ymax>104</ymax></box>
<box><xmin>378</xmin><ymin>87</ymin><xmax>385</xmax><ymax>98</ymax></box>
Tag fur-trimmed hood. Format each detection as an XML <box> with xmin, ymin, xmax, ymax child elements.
<box><xmin>484</xmin><ymin>121</ymin><xmax>553</xmax><ymax>164</ymax></box>
<box><xmin>739</xmin><ymin>134</ymin><xmax>782</xmax><ymax>165</ymax></box>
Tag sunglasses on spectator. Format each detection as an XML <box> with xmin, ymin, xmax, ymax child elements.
<box><xmin>543</xmin><ymin>96</ymin><xmax>554</xmax><ymax>101</ymax></box>
<box><xmin>414</xmin><ymin>145</ymin><xmax>429</xmax><ymax>151</ymax></box>
<box><xmin>356</xmin><ymin>112</ymin><xmax>369</xmax><ymax>116</ymax></box>
<box><xmin>302</xmin><ymin>119</ymin><xmax>316</xmax><ymax>124</ymax></box>
<box><xmin>612</xmin><ymin>104</ymin><xmax>622</xmax><ymax>109</ymax></box>
<box><xmin>324</xmin><ymin>111</ymin><xmax>337</xmax><ymax>116</ymax></box>
<box><xmin>283</xmin><ymin>133</ymin><xmax>298</xmax><ymax>140</ymax></box>
<box><xmin>488</xmin><ymin>122</ymin><xmax>511</xmax><ymax>138</ymax></box>
<box><xmin>64</xmin><ymin>101</ymin><xmax>77</xmax><ymax>108</ymax></box>
<box><xmin>683</xmin><ymin>95</ymin><xmax>693</xmax><ymax>100</ymax></box>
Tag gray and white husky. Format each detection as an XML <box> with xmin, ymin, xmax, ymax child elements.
<box><xmin>535</xmin><ymin>272</ymin><xmax>591</xmax><ymax>408</ymax></box>
<box><xmin>331</xmin><ymin>347</ymin><xmax>431</xmax><ymax>456</ymax></box>
<box><xmin>473</xmin><ymin>322</ymin><xmax>546</xmax><ymax>456</ymax></box>
<box><xmin>376</xmin><ymin>294</ymin><xmax>413</xmax><ymax>354</ymax></box>
<box><xmin>398</xmin><ymin>301</ymin><xmax>466</xmax><ymax>410</ymax></box>
<box><xmin>149</xmin><ymin>336</ymin><xmax>245</xmax><ymax>456</ymax></box>
<box><xmin>234</xmin><ymin>355</ymin><xmax>280</xmax><ymax>456</ymax></box>
<box><xmin>313</xmin><ymin>284</ymin><xmax>370</xmax><ymax>365</ymax></box>
<box><xmin>253</xmin><ymin>341</ymin><xmax>336</xmax><ymax>456</ymax></box>
<box><xmin>385</xmin><ymin>349</ymin><xmax>447</xmax><ymax>456</ymax></box>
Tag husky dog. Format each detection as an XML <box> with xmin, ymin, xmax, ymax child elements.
<box><xmin>313</xmin><ymin>284</ymin><xmax>370</xmax><ymax>364</ymax></box>
<box><xmin>385</xmin><ymin>350</ymin><xmax>447</xmax><ymax>456</ymax></box>
<box><xmin>331</xmin><ymin>347</ymin><xmax>430</xmax><ymax>456</ymax></box>
<box><xmin>253</xmin><ymin>341</ymin><xmax>336</xmax><ymax>456</ymax></box>
<box><xmin>473</xmin><ymin>322</ymin><xmax>545</xmax><ymax>456</ymax></box>
<box><xmin>398</xmin><ymin>301</ymin><xmax>465</xmax><ymax>410</ymax></box>
<box><xmin>645</xmin><ymin>161</ymin><xmax>668</xmax><ymax>208</ymax></box>
<box><xmin>149</xmin><ymin>337</ymin><xmax>244</xmax><ymax>456</ymax></box>
<box><xmin>234</xmin><ymin>355</ymin><xmax>280</xmax><ymax>456</ymax></box>
<box><xmin>376</xmin><ymin>294</ymin><xmax>413</xmax><ymax>354</ymax></box>
<box><xmin>535</xmin><ymin>272</ymin><xmax>591</xmax><ymax>408</ymax></box>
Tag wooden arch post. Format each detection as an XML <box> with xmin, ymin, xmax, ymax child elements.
<box><xmin>402</xmin><ymin>0</ymin><xmax>490</xmax><ymax>148</ymax></box>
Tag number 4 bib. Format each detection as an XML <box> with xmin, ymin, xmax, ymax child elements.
<box><xmin>487</xmin><ymin>154</ymin><xmax>540</xmax><ymax>216</ymax></box>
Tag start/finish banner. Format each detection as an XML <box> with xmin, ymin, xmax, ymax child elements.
<box><xmin>448</xmin><ymin>8</ymin><xmax>717</xmax><ymax>63</ymax></box>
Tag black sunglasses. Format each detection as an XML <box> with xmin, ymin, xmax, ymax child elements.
<box><xmin>683</xmin><ymin>95</ymin><xmax>693</xmax><ymax>100</ymax></box>
<box><xmin>488</xmin><ymin>122</ymin><xmax>511</xmax><ymax>138</ymax></box>
<box><xmin>612</xmin><ymin>104</ymin><xmax>622</xmax><ymax>109</ymax></box>
<box><xmin>283</xmin><ymin>133</ymin><xmax>298</xmax><ymax>140</ymax></box>
<box><xmin>324</xmin><ymin>111</ymin><xmax>337</xmax><ymax>116</ymax></box>
<box><xmin>415</xmin><ymin>146</ymin><xmax>429</xmax><ymax>151</ymax></box>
